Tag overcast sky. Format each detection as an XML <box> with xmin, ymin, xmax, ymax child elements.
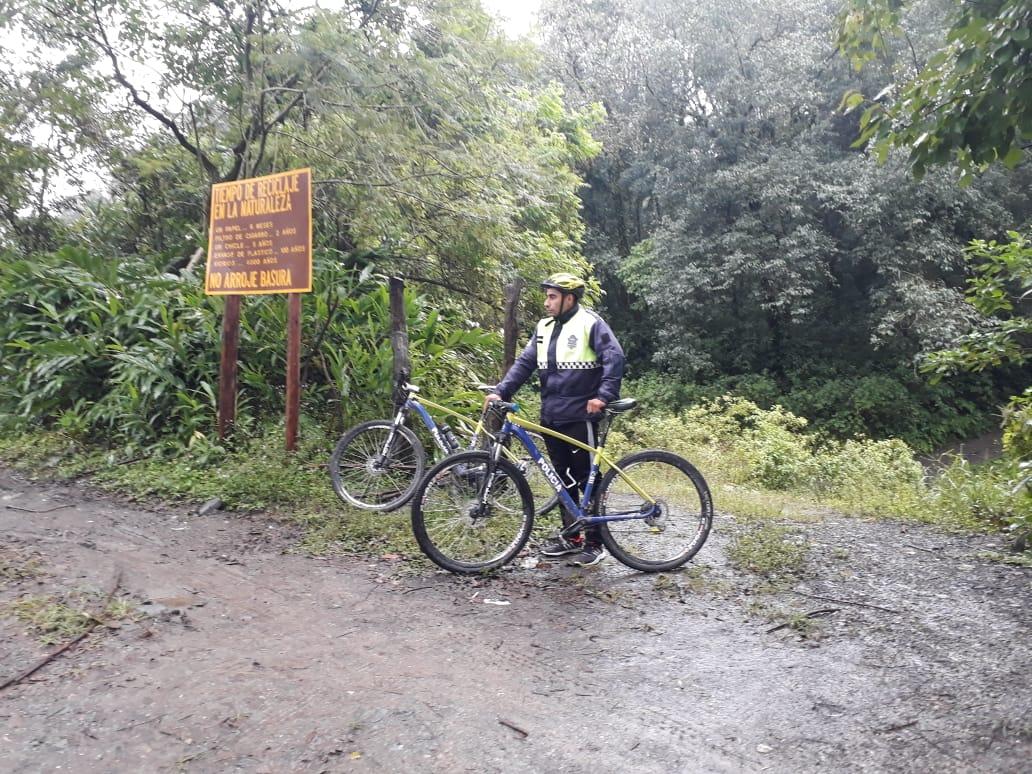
<box><xmin>480</xmin><ymin>0</ymin><xmax>541</xmax><ymax>37</ymax></box>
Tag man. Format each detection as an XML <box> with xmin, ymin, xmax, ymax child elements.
<box><xmin>486</xmin><ymin>272</ymin><xmax>625</xmax><ymax>567</ymax></box>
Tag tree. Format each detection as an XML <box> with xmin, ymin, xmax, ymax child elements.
<box><xmin>923</xmin><ymin>231</ymin><xmax>1032</xmax><ymax>375</ymax></box>
<box><xmin>922</xmin><ymin>231</ymin><xmax>1032</xmax><ymax>475</ymax></box>
<box><xmin>839</xmin><ymin>3</ymin><xmax>1031</xmax><ymax>540</ymax></box>
<box><xmin>536</xmin><ymin>0</ymin><xmax>1029</xmax><ymax>447</ymax></box>
<box><xmin>838</xmin><ymin>0</ymin><xmax>1032</xmax><ymax>182</ymax></box>
<box><xmin>543</xmin><ymin>0</ymin><xmax>1024</xmax><ymax>372</ymax></box>
<box><xmin>3</xmin><ymin>1</ymin><xmax>602</xmax><ymax>316</ymax></box>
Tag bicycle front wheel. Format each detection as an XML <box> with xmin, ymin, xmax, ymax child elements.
<box><xmin>329</xmin><ymin>420</ymin><xmax>425</xmax><ymax>511</ymax></box>
<box><xmin>597</xmin><ymin>450</ymin><xmax>713</xmax><ymax>572</ymax></box>
<box><xmin>411</xmin><ymin>451</ymin><xmax>534</xmax><ymax>574</ymax></box>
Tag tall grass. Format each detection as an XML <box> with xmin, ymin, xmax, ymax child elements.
<box><xmin>0</xmin><ymin>246</ymin><xmax>497</xmax><ymax>456</ymax></box>
<box><xmin>0</xmin><ymin>396</ymin><xmax>1026</xmax><ymax>561</ymax></box>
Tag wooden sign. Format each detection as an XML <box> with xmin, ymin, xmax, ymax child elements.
<box><xmin>205</xmin><ymin>168</ymin><xmax>312</xmax><ymax>295</ymax></box>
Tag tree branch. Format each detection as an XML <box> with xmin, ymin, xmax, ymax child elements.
<box><xmin>87</xmin><ymin>0</ymin><xmax>219</xmax><ymax>179</ymax></box>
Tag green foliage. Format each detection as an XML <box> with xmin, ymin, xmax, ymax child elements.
<box><xmin>923</xmin><ymin>229</ymin><xmax>1032</xmax><ymax>541</ymax></box>
<box><xmin>0</xmin><ymin>245</ymin><xmax>217</xmax><ymax>451</ymax></box>
<box><xmin>924</xmin><ymin>231</ymin><xmax>1032</xmax><ymax>375</ymax></box>
<box><xmin>800</xmin><ymin>437</ymin><xmax>926</xmax><ymax>518</ymax></box>
<box><xmin>91</xmin><ymin>418</ymin><xmax>337</xmax><ymax>510</ymax></box>
<box><xmin>545</xmin><ymin>1</ymin><xmax>1027</xmax><ymax>419</ymax></box>
<box><xmin>624</xmin><ymin>367</ymin><xmax>1002</xmax><ymax>453</ymax></box>
<box><xmin>609</xmin><ymin>395</ymin><xmax>1022</xmax><ymax>533</ymax></box>
<box><xmin>7</xmin><ymin>592</ymin><xmax>136</xmax><ymax>646</ymax></box>
<box><xmin>0</xmin><ymin>246</ymin><xmax>499</xmax><ymax>453</ymax></box>
<box><xmin>927</xmin><ymin>455</ymin><xmax>1030</xmax><ymax>534</ymax></box>
<box><xmin>1001</xmin><ymin>387</ymin><xmax>1032</xmax><ymax>541</ymax></box>
<box><xmin>1003</xmin><ymin>387</ymin><xmax>1032</xmax><ymax>459</ymax></box>
<box><xmin>4</xmin><ymin>0</ymin><xmax>602</xmax><ymax>320</ymax></box>
<box><xmin>838</xmin><ymin>0</ymin><xmax>1032</xmax><ymax>181</ymax></box>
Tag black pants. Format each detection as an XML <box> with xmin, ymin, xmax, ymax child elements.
<box><xmin>543</xmin><ymin>420</ymin><xmax>601</xmax><ymax>544</ymax></box>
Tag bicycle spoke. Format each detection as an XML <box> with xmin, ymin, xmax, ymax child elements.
<box><xmin>411</xmin><ymin>452</ymin><xmax>534</xmax><ymax>573</ymax></box>
<box><xmin>330</xmin><ymin>421</ymin><xmax>425</xmax><ymax>511</ymax></box>
<box><xmin>599</xmin><ymin>452</ymin><xmax>712</xmax><ymax>571</ymax></box>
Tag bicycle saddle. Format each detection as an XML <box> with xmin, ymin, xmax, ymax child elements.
<box><xmin>605</xmin><ymin>398</ymin><xmax>637</xmax><ymax>414</ymax></box>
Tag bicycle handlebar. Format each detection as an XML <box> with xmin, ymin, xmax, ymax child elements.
<box><xmin>487</xmin><ymin>399</ymin><xmax>518</xmax><ymax>416</ymax></box>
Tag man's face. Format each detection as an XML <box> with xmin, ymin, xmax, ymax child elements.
<box><xmin>544</xmin><ymin>288</ymin><xmax>572</xmax><ymax>318</ymax></box>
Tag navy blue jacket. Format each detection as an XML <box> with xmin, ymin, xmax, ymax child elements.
<box><xmin>496</xmin><ymin>304</ymin><xmax>625</xmax><ymax>424</ymax></box>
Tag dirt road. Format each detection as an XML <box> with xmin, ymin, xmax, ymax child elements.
<box><xmin>1</xmin><ymin>468</ymin><xmax>1029</xmax><ymax>772</ymax></box>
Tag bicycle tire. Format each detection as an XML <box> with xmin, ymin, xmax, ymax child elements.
<box><xmin>411</xmin><ymin>451</ymin><xmax>535</xmax><ymax>574</ymax></box>
<box><xmin>596</xmin><ymin>450</ymin><xmax>713</xmax><ymax>572</ymax></box>
<box><xmin>329</xmin><ymin>420</ymin><xmax>426</xmax><ymax>512</ymax></box>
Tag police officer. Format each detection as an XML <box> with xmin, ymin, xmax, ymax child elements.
<box><xmin>486</xmin><ymin>273</ymin><xmax>625</xmax><ymax>566</ymax></box>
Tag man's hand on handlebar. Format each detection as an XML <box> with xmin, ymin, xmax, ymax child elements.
<box><xmin>587</xmin><ymin>398</ymin><xmax>607</xmax><ymax>415</ymax></box>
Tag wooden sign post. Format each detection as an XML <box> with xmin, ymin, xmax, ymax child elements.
<box><xmin>204</xmin><ymin>168</ymin><xmax>313</xmax><ymax>451</ymax></box>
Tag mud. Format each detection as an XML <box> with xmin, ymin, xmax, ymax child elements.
<box><xmin>1</xmin><ymin>468</ymin><xmax>1029</xmax><ymax>772</ymax></box>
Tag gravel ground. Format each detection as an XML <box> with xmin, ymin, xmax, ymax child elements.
<box><xmin>1</xmin><ymin>467</ymin><xmax>1029</xmax><ymax>772</ymax></box>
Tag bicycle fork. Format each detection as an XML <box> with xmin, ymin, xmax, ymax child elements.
<box><xmin>468</xmin><ymin>439</ymin><xmax>508</xmax><ymax>520</ymax></box>
<box><xmin>373</xmin><ymin>406</ymin><xmax>409</xmax><ymax>469</ymax></box>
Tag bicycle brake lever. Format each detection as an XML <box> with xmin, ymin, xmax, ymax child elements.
<box><xmin>488</xmin><ymin>399</ymin><xmax>517</xmax><ymax>416</ymax></box>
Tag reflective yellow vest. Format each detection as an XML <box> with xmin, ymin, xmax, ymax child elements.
<box><xmin>535</xmin><ymin>307</ymin><xmax>601</xmax><ymax>371</ymax></box>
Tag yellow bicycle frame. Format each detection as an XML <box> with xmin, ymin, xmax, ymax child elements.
<box><xmin>416</xmin><ymin>395</ymin><xmax>482</xmax><ymax>437</ymax></box>
<box><xmin>504</xmin><ymin>410</ymin><xmax>656</xmax><ymax>505</ymax></box>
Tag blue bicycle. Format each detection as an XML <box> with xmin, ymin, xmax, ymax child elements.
<box><xmin>329</xmin><ymin>380</ymin><xmax>559</xmax><ymax>515</ymax></box>
<box><xmin>410</xmin><ymin>398</ymin><xmax>713</xmax><ymax>573</ymax></box>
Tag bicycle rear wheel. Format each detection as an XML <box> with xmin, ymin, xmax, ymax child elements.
<box><xmin>329</xmin><ymin>420</ymin><xmax>425</xmax><ymax>511</ymax></box>
<box><xmin>596</xmin><ymin>450</ymin><xmax>713</xmax><ymax>572</ymax></box>
<box><xmin>411</xmin><ymin>451</ymin><xmax>534</xmax><ymax>574</ymax></box>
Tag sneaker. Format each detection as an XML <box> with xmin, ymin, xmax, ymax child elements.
<box><xmin>540</xmin><ymin>535</ymin><xmax>583</xmax><ymax>557</ymax></box>
<box><xmin>567</xmin><ymin>544</ymin><xmax>606</xmax><ymax>567</ymax></box>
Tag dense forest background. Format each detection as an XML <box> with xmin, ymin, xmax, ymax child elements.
<box><xmin>0</xmin><ymin>0</ymin><xmax>1028</xmax><ymax>464</ymax></box>
<box><xmin>542</xmin><ymin>0</ymin><xmax>1030</xmax><ymax>449</ymax></box>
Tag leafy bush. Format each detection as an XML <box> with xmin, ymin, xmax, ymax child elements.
<box><xmin>624</xmin><ymin>367</ymin><xmax>1004</xmax><ymax>453</ymax></box>
<box><xmin>999</xmin><ymin>387</ymin><xmax>1032</xmax><ymax>544</ymax></box>
<box><xmin>610</xmin><ymin>395</ymin><xmax>1022</xmax><ymax>536</ymax></box>
<box><xmin>0</xmin><ymin>246</ymin><xmax>498</xmax><ymax>453</ymax></box>
<box><xmin>613</xmin><ymin>396</ymin><xmax>815</xmax><ymax>490</ymax></box>
<box><xmin>926</xmin><ymin>455</ymin><xmax>1030</xmax><ymax>535</ymax></box>
<box><xmin>800</xmin><ymin>437</ymin><xmax>926</xmax><ymax>518</ymax></box>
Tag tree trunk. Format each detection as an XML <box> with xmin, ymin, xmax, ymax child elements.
<box><xmin>389</xmin><ymin>277</ymin><xmax>411</xmax><ymax>384</ymax></box>
<box><xmin>501</xmin><ymin>279</ymin><xmax>524</xmax><ymax>377</ymax></box>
